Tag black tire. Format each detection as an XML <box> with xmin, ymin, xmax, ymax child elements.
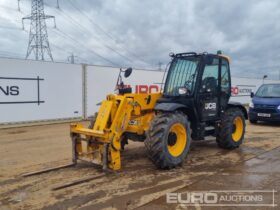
<box><xmin>249</xmin><ymin>119</ymin><xmax>258</xmax><ymax>124</ymax></box>
<box><xmin>144</xmin><ymin>112</ymin><xmax>192</xmax><ymax>169</ymax></box>
<box><xmin>216</xmin><ymin>108</ymin><xmax>246</xmax><ymax>149</ymax></box>
<box><xmin>88</xmin><ymin>112</ymin><xmax>97</xmax><ymax>129</ymax></box>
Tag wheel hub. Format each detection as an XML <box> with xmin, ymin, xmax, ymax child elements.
<box><xmin>232</xmin><ymin>116</ymin><xmax>244</xmax><ymax>142</ymax></box>
<box><xmin>232</xmin><ymin>124</ymin><xmax>237</xmax><ymax>133</ymax></box>
<box><xmin>167</xmin><ymin>123</ymin><xmax>187</xmax><ymax>157</ymax></box>
<box><xmin>168</xmin><ymin>132</ymin><xmax>177</xmax><ymax>146</ymax></box>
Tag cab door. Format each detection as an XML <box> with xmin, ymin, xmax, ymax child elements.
<box><xmin>197</xmin><ymin>57</ymin><xmax>231</xmax><ymax>121</ymax></box>
<box><xmin>219</xmin><ymin>58</ymin><xmax>231</xmax><ymax>114</ymax></box>
<box><xmin>197</xmin><ymin>57</ymin><xmax>220</xmax><ymax>121</ymax></box>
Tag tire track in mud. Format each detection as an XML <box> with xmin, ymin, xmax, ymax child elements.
<box><xmin>0</xmin><ymin>145</ymin><xmax>207</xmax><ymax>209</ymax></box>
<box><xmin>0</xmin><ymin>146</ymin><xmax>163</xmax><ymax>209</ymax></box>
<box><xmin>1</xmin><ymin>132</ymin><xmax>280</xmax><ymax>210</ymax></box>
<box><xmin>135</xmin><ymin>145</ymin><xmax>280</xmax><ymax>210</ymax></box>
<box><xmin>73</xmin><ymin>146</ymin><xmax>279</xmax><ymax>210</ymax></box>
<box><xmin>0</xmin><ymin>163</ymin><xmax>106</xmax><ymax>207</ymax></box>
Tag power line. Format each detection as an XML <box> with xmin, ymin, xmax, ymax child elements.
<box><xmin>54</xmin><ymin>27</ymin><xmax>119</xmax><ymax>66</ymax></box>
<box><xmin>66</xmin><ymin>0</ymin><xmax>152</xmax><ymax>67</ymax></box>
<box><xmin>50</xmin><ymin>32</ymin><xmax>81</xmax><ymax>55</ymax></box>
<box><xmin>67</xmin><ymin>53</ymin><xmax>77</xmax><ymax>64</ymax></box>
<box><xmin>56</xmin><ymin>0</ymin><xmax>60</xmax><ymax>9</ymax></box>
<box><xmin>68</xmin><ymin>0</ymin><xmax>118</xmax><ymax>43</ymax></box>
<box><xmin>6</xmin><ymin>0</ymin><xmax>152</xmax><ymax>68</ymax></box>
<box><xmin>18</xmin><ymin>0</ymin><xmax>21</xmax><ymax>11</ymax></box>
<box><xmin>52</xmin><ymin>2</ymin><xmax>133</xmax><ymax>65</ymax></box>
<box><xmin>158</xmin><ymin>61</ymin><xmax>163</xmax><ymax>70</ymax></box>
<box><xmin>18</xmin><ymin>27</ymin><xmax>71</xmax><ymax>62</ymax></box>
<box><xmin>50</xmin><ymin>42</ymin><xmax>69</xmax><ymax>56</ymax></box>
<box><xmin>44</xmin><ymin>2</ymin><xmax>120</xmax><ymax>65</ymax></box>
<box><xmin>0</xmin><ymin>50</ymin><xmax>25</xmax><ymax>59</ymax></box>
<box><xmin>55</xmin><ymin>27</ymin><xmax>154</xmax><ymax>68</ymax></box>
<box><xmin>238</xmin><ymin>63</ymin><xmax>280</xmax><ymax>71</ymax></box>
<box><xmin>37</xmin><ymin>0</ymin><xmax>153</xmax><ymax>68</ymax></box>
<box><xmin>75</xmin><ymin>56</ymin><xmax>90</xmax><ymax>64</ymax></box>
<box><xmin>48</xmin><ymin>29</ymin><xmax>82</xmax><ymax>56</ymax></box>
<box><xmin>0</xmin><ymin>25</ymin><xmax>22</xmax><ymax>31</ymax></box>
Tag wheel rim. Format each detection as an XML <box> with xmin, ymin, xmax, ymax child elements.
<box><xmin>167</xmin><ymin>123</ymin><xmax>187</xmax><ymax>157</ymax></box>
<box><xmin>232</xmin><ymin>116</ymin><xmax>244</xmax><ymax>142</ymax></box>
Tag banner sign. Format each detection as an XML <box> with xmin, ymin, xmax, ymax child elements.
<box><xmin>0</xmin><ymin>76</ymin><xmax>44</xmax><ymax>105</ymax></box>
<box><xmin>231</xmin><ymin>85</ymin><xmax>256</xmax><ymax>97</ymax></box>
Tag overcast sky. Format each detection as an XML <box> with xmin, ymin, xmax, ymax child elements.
<box><xmin>0</xmin><ymin>0</ymin><xmax>279</xmax><ymax>79</ymax></box>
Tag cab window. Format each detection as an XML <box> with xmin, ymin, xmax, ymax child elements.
<box><xmin>200</xmin><ymin>58</ymin><xmax>219</xmax><ymax>93</ymax></box>
<box><xmin>221</xmin><ymin>59</ymin><xmax>230</xmax><ymax>95</ymax></box>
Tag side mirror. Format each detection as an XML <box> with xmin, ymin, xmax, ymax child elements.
<box><xmin>169</xmin><ymin>52</ymin><xmax>175</xmax><ymax>58</ymax></box>
<box><xmin>250</xmin><ymin>92</ymin><xmax>254</xmax><ymax>98</ymax></box>
<box><xmin>124</xmin><ymin>67</ymin><xmax>132</xmax><ymax>78</ymax></box>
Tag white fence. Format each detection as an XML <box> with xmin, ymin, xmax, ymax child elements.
<box><xmin>86</xmin><ymin>66</ymin><xmax>163</xmax><ymax>117</ymax></box>
<box><xmin>231</xmin><ymin>77</ymin><xmax>279</xmax><ymax>104</ymax></box>
<box><xmin>0</xmin><ymin>58</ymin><xmax>83</xmax><ymax>124</ymax></box>
<box><xmin>0</xmin><ymin>58</ymin><xmax>279</xmax><ymax>125</ymax></box>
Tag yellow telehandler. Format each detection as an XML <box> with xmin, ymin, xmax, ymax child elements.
<box><xmin>70</xmin><ymin>51</ymin><xmax>247</xmax><ymax>171</ymax></box>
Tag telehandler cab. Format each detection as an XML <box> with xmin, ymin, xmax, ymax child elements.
<box><xmin>70</xmin><ymin>51</ymin><xmax>247</xmax><ymax>170</ymax></box>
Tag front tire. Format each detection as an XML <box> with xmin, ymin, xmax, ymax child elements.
<box><xmin>216</xmin><ymin>108</ymin><xmax>246</xmax><ymax>149</ymax></box>
<box><xmin>145</xmin><ymin>112</ymin><xmax>191</xmax><ymax>169</ymax></box>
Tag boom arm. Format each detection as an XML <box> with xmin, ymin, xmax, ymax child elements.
<box><xmin>70</xmin><ymin>93</ymin><xmax>162</xmax><ymax>170</ymax></box>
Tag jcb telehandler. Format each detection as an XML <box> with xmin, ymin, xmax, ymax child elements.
<box><xmin>70</xmin><ymin>51</ymin><xmax>247</xmax><ymax>170</ymax></box>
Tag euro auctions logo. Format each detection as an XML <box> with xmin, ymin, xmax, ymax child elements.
<box><xmin>231</xmin><ymin>86</ymin><xmax>239</xmax><ymax>95</ymax></box>
<box><xmin>166</xmin><ymin>190</ymin><xmax>277</xmax><ymax>207</ymax></box>
<box><xmin>231</xmin><ymin>85</ymin><xmax>255</xmax><ymax>96</ymax></box>
<box><xmin>135</xmin><ymin>85</ymin><xmax>159</xmax><ymax>93</ymax></box>
<box><xmin>0</xmin><ymin>76</ymin><xmax>44</xmax><ymax>105</ymax></box>
<box><xmin>167</xmin><ymin>192</ymin><xmax>218</xmax><ymax>204</ymax></box>
<box><xmin>116</xmin><ymin>84</ymin><xmax>160</xmax><ymax>94</ymax></box>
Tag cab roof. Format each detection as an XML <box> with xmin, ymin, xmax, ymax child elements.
<box><xmin>171</xmin><ymin>52</ymin><xmax>231</xmax><ymax>63</ymax></box>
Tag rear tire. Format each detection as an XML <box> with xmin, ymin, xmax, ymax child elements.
<box><xmin>216</xmin><ymin>108</ymin><xmax>246</xmax><ymax>149</ymax></box>
<box><xmin>145</xmin><ymin>112</ymin><xmax>191</xmax><ymax>169</ymax></box>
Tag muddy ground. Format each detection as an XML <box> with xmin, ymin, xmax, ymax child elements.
<box><xmin>0</xmin><ymin>121</ymin><xmax>279</xmax><ymax>210</ymax></box>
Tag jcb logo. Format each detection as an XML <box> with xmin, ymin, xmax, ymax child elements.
<box><xmin>205</xmin><ymin>103</ymin><xmax>216</xmax><ymax>110</ymax></box>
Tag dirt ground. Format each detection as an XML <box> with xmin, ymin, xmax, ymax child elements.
<box><xmin>0</xmin><ymin>121</ymin><xmax>279</xmax><ymax>210</ymax></box>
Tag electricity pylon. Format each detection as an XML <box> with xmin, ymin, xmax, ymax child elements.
<box><xmin>22</xmin><ymin>0</ymin><xmax>56</xmax><ymax>61</ymax></box>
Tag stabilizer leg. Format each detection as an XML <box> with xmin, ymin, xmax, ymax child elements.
<box><xmin>109</xmin><ymin>146</ymin><xmax>121</xmax><ymax>170</ymax></box>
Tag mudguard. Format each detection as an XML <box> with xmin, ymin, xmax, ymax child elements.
<box><xmin>228</xmin><ymin>101</ymin><xmax>248</xmax><ymax>119</ymax></box>
<box><xmin>155</xmin><ymin>103</ymin><xmax>188</xmax><ymax>112</ymax></box>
